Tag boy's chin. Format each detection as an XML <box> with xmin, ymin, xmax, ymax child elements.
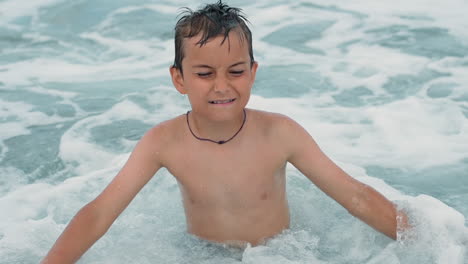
<box><xmin>193</xmin><ymin>108</ymin><xmax>246</xmax><ymax>121</ymax></box>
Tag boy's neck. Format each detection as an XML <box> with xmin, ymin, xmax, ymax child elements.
<box><xmin>187</xmin><ymin>109</ymin><xmax>247</xmax><ymax>144</ymax></box>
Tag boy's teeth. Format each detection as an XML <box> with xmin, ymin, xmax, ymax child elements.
<box><xmin>210</xmin><ymin>99</ymin><xmax>234</xmax><ymax>104</ymax></box>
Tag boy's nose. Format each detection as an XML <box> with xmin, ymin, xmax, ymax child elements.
<box><xmin>213</xmin><ymin>76</ymin><xmax>230</xmax><ymax>93</ymax></box>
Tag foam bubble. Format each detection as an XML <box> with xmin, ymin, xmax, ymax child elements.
<box><xmin>395</xmin><ymin>195</ymin><xmax>468</xmax><ymax>263</ymax></box>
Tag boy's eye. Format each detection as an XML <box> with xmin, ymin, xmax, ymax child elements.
<box><xmin>197</xmin><ymin>72</ymin><xmax>212</xmax><ymax>77</ymax></box>
<box><xmin>230</xmin><ymin>70</ymin><xmax>244</xmax><ymax>76</ymax></box>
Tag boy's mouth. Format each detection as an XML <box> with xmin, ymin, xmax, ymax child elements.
<box><xmin>209</xmin><ymin>98</ymin><xmax>236</xmax><ymax>104</ymax></box>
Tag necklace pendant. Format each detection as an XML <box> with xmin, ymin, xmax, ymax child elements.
<box><xmin>217</xmin><ymin>140</ymin><xmax>226</xmax><ymax>144</ymax></box>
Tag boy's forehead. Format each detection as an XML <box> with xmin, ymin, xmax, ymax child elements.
<box><xmin>183</xmin><ymin>32</ymin><xmax>249</xmax><ymax>61</ymax></box>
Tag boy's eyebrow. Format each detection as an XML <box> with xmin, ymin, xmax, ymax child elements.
<box><xmin>192</xmin><ymin>61</ymin><xmax>248</xmax><ymax>69</ymax></box>
<box><xmin>229</xmin><ymin>61</ymin><xmax>248</xmax><ymax>67</ymax></box>
<box><xmin>192</xmin><ymin>64</ymin><xmax>212</xmax><ymax>69</ymax></box>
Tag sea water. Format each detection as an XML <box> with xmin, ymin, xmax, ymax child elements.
<box><xmin>0</xmin><ymin>0</ymin><xmax>467</xmax><ymax>263</ymax></box>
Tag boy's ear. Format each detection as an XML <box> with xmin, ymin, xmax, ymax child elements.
<box><xmin>170</xmin><ymin>66</ymin><xmax>186</xmax><ymax>94</ymax></box>
<box><xmin>250</xmin><ymin>61</ymin><xmax>259</xmax><ymax>82</ymax></box>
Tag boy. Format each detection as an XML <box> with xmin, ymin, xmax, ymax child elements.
<box><xmin>42</xmin><ymin>1</ymin><xmax>407</xmax><ymax>263</ymax></box>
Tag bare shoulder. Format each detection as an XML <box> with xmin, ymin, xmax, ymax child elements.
<box><xmin>247</xmin><ymin>109</ymin><xmax>298</xmax><ymax>127</ymax></box>
<box><xmin>145</xmin><ymin>114</ymin><xmax>186</xmax><ymax>143</ymax></box>
<box><xmin>247</xmin><ymin>109</ymin><xmax>304</xmax><ymax>137</ymax></box>
<box><xmin>141</xmin><ymin>115</ymin><xmax>185</xmax><ymax>157</ymax></box>
<box><xmin>247</xmin><ymin>109</ymin><xmax>308</xmax><ymax>156</ymax></box>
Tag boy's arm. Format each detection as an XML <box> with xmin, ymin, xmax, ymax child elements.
<box><xmin>281</xmin><ymin>116</ymin><xmax>407</xmax><ymax>239</ymax></box>
<box><xmin>41</xmin><ymin>126</ymin><xmax>166</xmax><ymax>263</ymax></box>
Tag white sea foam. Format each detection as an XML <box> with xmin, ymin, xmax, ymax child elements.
<box><xmin>0</xmin><ymin>56</ymin><xmax>166</xmax><ymax>86</ymax></box>
<box><xmin>323</xmin><ymin>44</ymin><xmax>431</xmax><ymax>91</ymax></box>
<box><xmin>314</xmin><ymin>0</ymin><xmax>468</xmax><ymax>39</ymax></box>
<box><xmin>80</xmin><ymin>32</ymin><xmax>171</xmax><ymax>59</ymax></box>
<box><xmin>58</xmin><ymin>100</ymin><xmax>148</xmax><ymax>173</ymax></box>
<box><xmin>104</xmin><ymin>3</ymin><xmax>180</xmax><ymax>18</ymax></box>
<box><xmin>249</xmin><ymin>94</ymin><xmax>468</xmax><ymax>169</ymax></box>
<box><xmin>27</xmin><ymin>85</ymin><xmax>77</xmax><ymax>99</ymax></box>
<box><xmin>397</xmin><ymin>195</ymin><xmax>468</xmax><ymax>263</ymax></box>
<box><xmin>363</xmin><ymin>98</ymin><xmax>468</xmax><ymax>167</ymax></box>
<box><xmin>2</xmin><ymin>158</ymin><xmax>466</xmax><ymax>263</ymax></box>
<box><xmin>0</xmin><ymin>99</ymin><xmax>66</xmax><ymax>139</ymax></box>
<box><xmin>0</xmin><ymin>0</ymin><xmax>65</xmax><ymax>23</ymax></box>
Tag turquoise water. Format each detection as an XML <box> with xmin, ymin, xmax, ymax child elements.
<box><xmin>1</xmin><ymin>0</ymin><xmax>468</xmax><ymax>263</ymax></box>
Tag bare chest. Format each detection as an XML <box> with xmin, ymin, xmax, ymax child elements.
<box><xmin>165</xmin><ymin>142</ymin><xmax>288</xmax><ymax>208</ymax></box>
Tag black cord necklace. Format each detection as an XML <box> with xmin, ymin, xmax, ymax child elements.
<box><xmin>186</xmin><ymin>109</ymin><xmax>247</xmax><ymax>144</ymax></box>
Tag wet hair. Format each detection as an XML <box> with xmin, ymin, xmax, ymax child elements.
<box><xmin>172</xmin><ymin>0</ymin><xmax>254</xmax><ymax>73</ymax></box>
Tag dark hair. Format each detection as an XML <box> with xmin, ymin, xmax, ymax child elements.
<box><xmin>172</xmin><ymin>0</ymin><xmax>254</xmax><ymax>73</ymax></box>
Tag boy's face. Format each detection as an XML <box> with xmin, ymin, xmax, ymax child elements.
<box><xmin>170</xmin><ymin>30</ymin><xmax>258</xmax><ymax>121</ymax></box>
